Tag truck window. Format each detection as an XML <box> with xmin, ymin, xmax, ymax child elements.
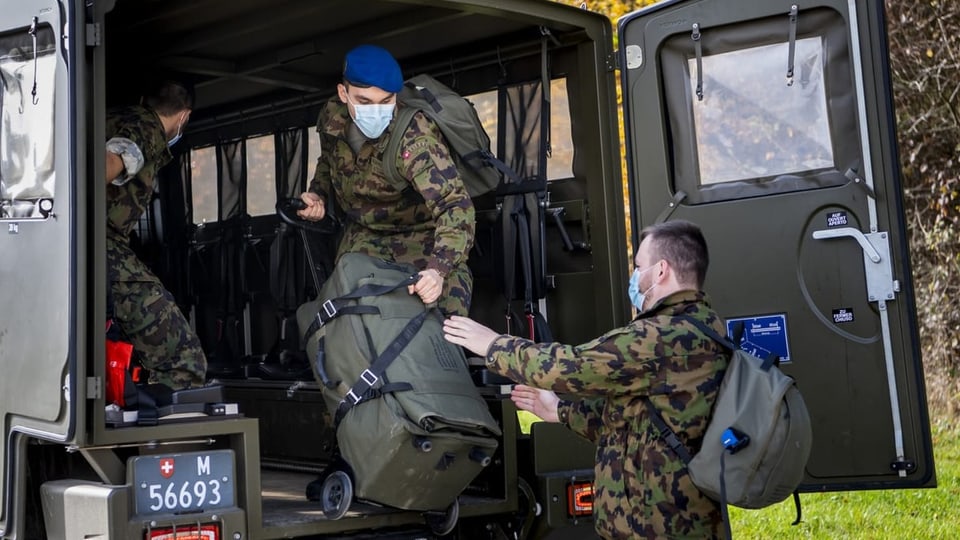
<box><xmin>246</xmin><ymin>134</ymin><xmax>277</xmax><ymax>216</ymax></box>
<box><xmin>466</xmin><ymin>77</ymin><xmax>573</xmax><ymax>182</ymax></box>
<box><xmin>0</xmin><ymin>23</ymin><xmax>56</xmax><ymax>217</ymax></box>
<box><xmin>659</xmin><ymin>7</ymin><xmax>857</xmax><ymax>204</ymax></box>
<box><xmin>690</xmin><ymin>37</ymin><xmax>833</xmax><ymax>185</ymax></box>
<box><xmin>190</xmin><ymin>146</ymin><xmax>217</xmax><ymax>224</ymax></box>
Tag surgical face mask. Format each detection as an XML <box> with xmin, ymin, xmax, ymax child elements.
<box><xmin>346</xmin><ymin>95</ymin><xmax>395</xmax><ymax>139</ymax></box>
<box><xmin>167</xmin><ymin>112</ymin><xmax>187</xmax><ymax>147</ymax></box>
<box><xmin>628</xmin><ymin>264</ymin><xmax>658</xmax><ymax>312</ymax></box>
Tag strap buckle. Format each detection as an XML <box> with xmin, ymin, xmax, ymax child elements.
<box><xmin>359</xmin><ymin>369</ymin><xmax>379</xmax><ymax>386</ymax></box>
<box><xmin>344</xmin><ymin>389</ymin><xmax>362</xmax><ymax>405</ymax></box>
<box><xmin>322</xmin><ymin>299</ymin><xmax>337</xmax><ymax>319</ymax></box>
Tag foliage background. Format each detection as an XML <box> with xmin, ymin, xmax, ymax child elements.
<box><xmin>553</xmin><ymin>0</ymin><xmax>960</xmax><ymax>415</ymax></box>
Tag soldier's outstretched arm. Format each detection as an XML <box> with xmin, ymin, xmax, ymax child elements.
<box><xmin>482</xmin><ymin>326</ymin><xmax>657</xmax><ymax>397</ymax></box>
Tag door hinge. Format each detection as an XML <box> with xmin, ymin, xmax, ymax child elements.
<box><xmin>606</xmin><ymin>51</ymin><xmax>619</xmax><ymax>72</ymax></box>
<box><xmin>86</xmin><ymin>376</ymin><xmax>102</xmax><ymax>399</ymax></box>
<box><xmin>85</xmin><ymin>22</ymin><xmax>101</xmax><ymax>47</ymax></box>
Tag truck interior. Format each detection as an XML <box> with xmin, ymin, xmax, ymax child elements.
<box><xmin>81</xmin><ymin>0</ymin><xmax>623</xmax><ymax>537</ymax></box>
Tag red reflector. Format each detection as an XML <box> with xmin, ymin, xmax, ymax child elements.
<box><xmin>567</xmin><ymin>482</ymin><xmax>594</xmax><ymax>517</ymax></box>
<box><xmin>147</xmin><ymin>524</ymin><xmax>219</xmax><ymax>540</ymax></box>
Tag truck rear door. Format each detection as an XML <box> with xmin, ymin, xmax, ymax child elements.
<box><xmin>619</xmin><ymin>0</ymin><xmax>933</xmax><ymax>491</ymax></box>
<box><xmin>0</xmin><ymin>0</ymin><xmax>82</xmax><ymax>533</ymax></box>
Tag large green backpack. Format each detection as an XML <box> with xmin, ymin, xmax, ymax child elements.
<box><xmin>383</xmin><ymin>74</ymin><xmax>519</xmax><ymax>198</ymax></box>
<box><xmin>296</xmin><ymin>253</ymin><xmax>501</xmax><ymax>512</ymax></box>
<box><xmin>645</xmin><ymin>315</ymin><xmax>813</xmax><ymax>536</ymax></box>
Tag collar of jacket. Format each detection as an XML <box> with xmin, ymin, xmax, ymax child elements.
<box><xmin>636</xmin><ymin>290</ymin><xmax>710</xmax><ymax>321</ymax></box>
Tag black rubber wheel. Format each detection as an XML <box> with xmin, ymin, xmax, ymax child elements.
<box><xmin>425</xmin><ymin>498</ymin><xmax>460</xmax><ymax>536</ymax></box>
<box><xmin>320</xmin><ymin>470</ymin><xmax>353</xmax><ymax>520</ymax></box>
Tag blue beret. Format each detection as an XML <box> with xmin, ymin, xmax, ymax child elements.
<box><xmin>343</xmin><ymin>45</ymin><xmax>403</xmax><ymax>93</ymax></box>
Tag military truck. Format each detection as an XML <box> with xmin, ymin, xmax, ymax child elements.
<box><xmin>0</xmin><ymin>0</ymin><xmax>934</xmax><ymax>538</ymax></box>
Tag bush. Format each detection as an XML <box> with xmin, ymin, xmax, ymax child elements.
<box><xmin>887</xmin><ymin>0</ymin><xmax>960</xmax><ymax>415</ymax></box>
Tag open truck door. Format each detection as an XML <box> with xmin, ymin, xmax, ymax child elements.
<box><xmin>619</xmin><ymin>0</ymin><xmax>933</xmax><ymax>491</ymax></box>
<box><xmin>0</xmin><ymin>0</ymin><xmax>85</xmax><ymax>535</ymax></box>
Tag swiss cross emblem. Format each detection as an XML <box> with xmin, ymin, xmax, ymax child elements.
<box><xmin>159</xmin><ymin>458</ymin><xmax>175</xmax><ymax>479</ymax></box>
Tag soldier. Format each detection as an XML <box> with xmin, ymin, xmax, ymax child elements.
<box><xmin>296</xmin><ymin>44</ymin><xmax>475</xmax><ymax>317</ymax></box>
<box><xmin>443</xmin><ymin>220</ymin><xmax>729</xmax><ymax>539</ymax></box>
<box><xmin>105</xmin><ymin>80</ymin><xmax>207</xmax><ymax>390</ymax></box>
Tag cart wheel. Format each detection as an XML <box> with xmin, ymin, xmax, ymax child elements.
<box><xmin>425</xmin><ymin>498</ymin><xmax>460</xmax><ymax>536</ymax></box>
<box><xmin>320</xmin><ymin>470</ymin><xmax>353</xmax><ymax>520</ymax></box>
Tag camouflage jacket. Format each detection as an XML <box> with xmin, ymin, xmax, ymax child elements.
<box><xmin>307</xmin><ymin>98</ymin><xmax>475</xmax><ymax>277</ymax></box>
<box><xmin>485</xmin><ymin>290</ymin><xmax>729</xmax><ymax>539</ymax></box>
<box><xmin>105</xmin><ymin>106</ymin><xmax>172</xmax><ymax>282</ymax></box>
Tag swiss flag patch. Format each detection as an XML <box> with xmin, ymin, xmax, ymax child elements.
<box><xmin>159</xmin><ymin>458</ymin><xmax>175</xmax><ymax>479</ymax></box>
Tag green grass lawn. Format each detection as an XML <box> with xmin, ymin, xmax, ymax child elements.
<box><xmin>520</xmin><ymin>413</ymin><xmax>959</xmax><ymax>538</ymax></box>
<box><xmin>729</xmin><ymin>419</ymin><xmax>960</xmax><ymax>539</ymax></box>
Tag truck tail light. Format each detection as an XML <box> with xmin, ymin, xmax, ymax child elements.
<box><xmin>146</xmin><ymin>523</ymin><xmax>219</xmax><ymax>540</ymax></box>
<box><xmin>567</xmin><ymin>481</ymin><xmax>594</xmax><ymax>517</ymax></box>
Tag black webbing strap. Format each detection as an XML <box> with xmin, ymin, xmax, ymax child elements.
<box><xmin>136</xmin><ymin>389</ymin><xmax>160</xmax><ymax>426</ymax></box>
<box><xmin>334</xmin><ymin>310</ymin><xmax>429</xmax><ymax>425</ymax></box>
<box><xmin>679</xmin><ymin>315</ymin><xmax>736</xmax><ymax>351</ymax></box>
<box><xmin>642</xmin><ymin>397</ymin><xmax>693</xmax><ymax>464</ymax></box>
<box><xmin>302</xmin><ymin>276</ymin><xmax>419</xmax><ymax>339</ymax></box>
<box><xmin>720</xmin><ymin>452</ymin><xmax>733</xmax><ymax>540</ymax></box>
<box><xmin>332</xmin><ymin>382</ymin><xmax>414</xmax><ymax>426</ymax></box>
<box><xmin>500</xmin><ymin>194</ymin><xmax>520</xmax><ymax>334</ymax></box>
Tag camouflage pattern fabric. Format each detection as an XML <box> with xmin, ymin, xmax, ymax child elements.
<box><xmin>105</xmin><ymin>106</ymin><xmax>172</xmax><ymax>241</ymax></box>
<box><xmin>308</xmin><ymin>98</ymin><xmax>475</xmax><ymax>317</ymax></box>
<box><xmin>105</xmin><ymin>106</ymin><xmax>206</xmax><ymax>390</ymax></box>
<box><xmin>485</xmin><ymin>290</ymin><xmax>729</xmax><ymax>539</ymax></box>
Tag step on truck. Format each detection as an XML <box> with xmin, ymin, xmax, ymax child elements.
<box><xmin>0</xmin><ymin>0</ymin><xmax>935</xmax><ymax>538</ymax></box>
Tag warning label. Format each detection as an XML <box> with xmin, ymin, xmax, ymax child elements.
<box><xmin>832</xmin><ymin>308</ymin><xmax>855</xmax><ymax>324</ymax></box>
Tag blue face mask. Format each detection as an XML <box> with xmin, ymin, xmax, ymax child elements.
<box><xmin>167</xmin><ymin>112</ymin><xmax>187</xmax><ymax>147</ymax></box>
<box><xmin>347</xmin><ymin>96</ymin><xmax>395</xmax><ymax>139</ymax></box>
<box><xmin>628</xmin><ymin>264</ymin><xmax>658</xmax><ymax>312</ymax></box>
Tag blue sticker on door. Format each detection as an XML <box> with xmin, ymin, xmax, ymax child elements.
<box><xmin>726</xmin><ymin>314</ymin><xmax>791</xmax><ymax>363</ymax></box>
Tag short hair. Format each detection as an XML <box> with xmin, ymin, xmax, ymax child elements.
<box><xmin>143</xmin><ymin>80</ymin><xmax>194</xmax><ymax>116</ymax></box>
<box><xmin>639</xmin><ymin>220</ymin><xmax>709</xmax><ymax>289</ymax></box>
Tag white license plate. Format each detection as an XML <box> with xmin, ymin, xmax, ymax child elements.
<box><xmin>131</xmin><ymin>450</ymin><xmax>235</xmax><ymax>516</ymax></box>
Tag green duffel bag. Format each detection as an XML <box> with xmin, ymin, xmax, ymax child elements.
<box><xmin>297</xmin><ymin>253</ymin><xmax>501</xmax><ymax>512</ymax></box>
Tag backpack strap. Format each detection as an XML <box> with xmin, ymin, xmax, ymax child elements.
<box><xmin>679</xmin><ymin>314</ymin><xmax>737</xmax><ymax>351</ymax></box>
<box><xmin>382</xmin><ymin>105</ymin><xmax>422</xmax><ymax>193</ymax></box>
<box><xmin>683</xmin><ymin>315</ymin><xmax>781</xmax><ymax>370</ymax></box>
<box><xmin>302</xmin><ymin>275</ymin><xmax>419</xmax><ymax>339</ymax></box>
<box><xmin>642</xmin><ymin>397</ymin><xmax>693</xmax><ymax>464</ymax></box>
<box><xmin>333</xmin><ymin>309</ymin><xmax>429</xmax><ymax>426</ymax></box>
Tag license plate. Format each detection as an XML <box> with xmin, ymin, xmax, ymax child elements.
<box><xmin>130</xmin><ymin>450</ymin><xmax>235</xmax><ymax>516</ymax></box>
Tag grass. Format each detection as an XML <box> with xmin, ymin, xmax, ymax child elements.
<box><xmin>520</xmin><ymin>413</ymin><xmax>960</xmax><ymax>538</ymax></box>
<box><xmin>729</xmin><ymin>418</ymin><xmax>960</xmax><ymax>539</ymax></box>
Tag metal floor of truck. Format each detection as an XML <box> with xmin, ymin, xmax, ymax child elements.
<box><xmin>259</xmin><ymin>469</ymin><xmax>500</xmax><ymax>529</ymax></box>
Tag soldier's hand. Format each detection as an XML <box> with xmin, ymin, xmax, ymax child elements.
<box><xmin>443</xmin><ymin>315</ymin><xmax>500</xmax><ymax>357</ymax></box>
<box><xmin>409</xmin><ymin>268</ymin><xmax>443</xmax><ymax>305</ymax></box>
<box><xmin>297</xmin><ymin>192</ymin><xmax>326</xmax><ymax>221</ymax></box>
<box><xmin>511</xmin><ymin>385</ymin><xmax>560</xmax><ymax>423</ymax></box>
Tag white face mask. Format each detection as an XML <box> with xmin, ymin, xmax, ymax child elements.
<box><xmin>346</xmin><ymin>95</ymin><xmax>395</xmax><ymax>139</ymax></box>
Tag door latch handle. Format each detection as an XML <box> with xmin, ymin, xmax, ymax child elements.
<box><xmin>812</xmin><ymin>227</ymin><xmax>881</xmax><ymax>263</ymax></box>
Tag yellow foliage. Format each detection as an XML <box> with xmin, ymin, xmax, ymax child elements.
<box><xmin>551</xmin><ymin>0</ymin><xmax>661</xmax><ymax>251</ymax></box>
<box><xmin>552</xmin><ymin>0</ymin><xmax>660</xmax><ymax>20</ymax></box>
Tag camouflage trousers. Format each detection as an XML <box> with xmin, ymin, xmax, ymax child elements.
<box><xmin>111</xmin><ymin>280</ymin><xmax>207</xmax><ymax>389</ymax></box>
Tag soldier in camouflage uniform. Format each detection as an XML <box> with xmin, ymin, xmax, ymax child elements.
<box><xmin>105</xmin><ymin>80</ymin><xmax>206</xmax><ymax>390</ymax></box>
<box><xmin>297</xmin><ymin>44</ymin><xmax>475</xmax><ymax>317</ymax></box>
<box><xmin>444</xmin><ymin>220</ymin><xmax>729</xmax><ymax>539</ymax></box>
